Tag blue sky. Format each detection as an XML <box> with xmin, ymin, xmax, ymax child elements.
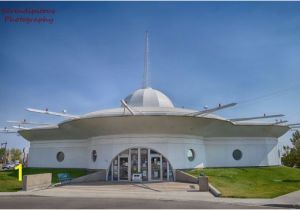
<box><xmin>1</xmin><ymin>2</ymin><xmax>300</xmax><ymax>150</ymax></box>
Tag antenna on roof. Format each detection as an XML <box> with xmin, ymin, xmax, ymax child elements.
<box><xmin>186</xmin><ymin>103</ymin><xmax>237</xmax><ymax>117</ymax></box>
<box><xmin>143</xmin><ymin>31</ymin><xmax>150</xmax><ymax>88</ymax></box>
<box><xmin>229</xmin><ymin>114</ymin><xmax>285</xmax><ymax>122</ymax></box>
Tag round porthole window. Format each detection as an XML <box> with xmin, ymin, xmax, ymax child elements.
<box><xmin>56</xmin><ymin>151</ymin><xmax>64</xmax><ymax>162</ymax></box>
<box><xmin>92</xmin><ymin>150</ymin><xmax>97</xmax><ymax>162</ymax></box>
<box><xmin>187</xmin><ymin>149</ymin><xmax>195</xmax><ymax>161</ymax></box>
<box><xmin>232</xmin><ymin>149</ymin><xmax>242</xmax><ymax>161</ymax></box>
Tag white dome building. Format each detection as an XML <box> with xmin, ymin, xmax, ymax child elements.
<box><xmin>19</xmin><ymin>83</ymin><xmax>289</xmax><ymax>182</ymax></box>
<box><xmin>18</xmin><ymin>33</ymin><xmax>290</xmax><ymax>182</ymax></box>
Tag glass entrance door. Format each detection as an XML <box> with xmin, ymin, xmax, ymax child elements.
<box><xmin>151</xmin><ymin>156</ymin><xmax>162</xmax><ymax>181</ymax></box>
<box><xmin>108</xmin><ymin>148</ymin><xmax>173</xmax><ymax>182</ymax></box>
<box><xmin>119</xmin><ymin>157</ymin><xmax>129</xmax><ymax>181</ymax></box>
<box><xmin>140</xmin><ymin>149</ymin><xmax>148</xmax><ymax>181</ymax></box>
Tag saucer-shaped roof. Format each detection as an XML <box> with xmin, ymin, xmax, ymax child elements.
<box><xmin>124</xmin><ymin>87</ymin><xmax>174</xmax><ymax>108</ymax></box>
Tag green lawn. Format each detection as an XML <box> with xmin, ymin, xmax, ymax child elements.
<box><xmin>185</xmin><ymin>166</ymin><xmax>300</xmax><ymax>198</ymax></box>
<box><xmin>0</xmin><ymin>168</ymin><xmax>88</xmax><ymax>192</ymax></box>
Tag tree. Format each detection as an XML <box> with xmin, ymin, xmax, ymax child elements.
<box><xmin>0</xmin><ymin>148</ymin><xmax>5</xmax><ymax>163</ymax></box>
<box><xmin>281</xmin><ymin>146</ymin><xmax>297</xmax><ymax>167</ymax></box>
<box><xmin>281</xmin><ymin>130</ymin><xmax>300</xmax><ymax>167</ymax></box>
<box><xmin>290</xmin><ymin>130</ymin><xmax>300</xmax><ymax>146</ymax></box>
<box><xmin>10</xmin><ymin>148</ymin><xmax>22</xmax><ymax>162</ymax></box>
<box><xmin>295</xmin><ymin>137</ymin><xmax>300</xmax><ymax>167</ymax></box>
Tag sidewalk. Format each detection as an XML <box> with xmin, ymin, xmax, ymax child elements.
<box><xmin>1</xmin><ymin>182</ymin><xmax>299</xmax><ymax>208</ymax></box>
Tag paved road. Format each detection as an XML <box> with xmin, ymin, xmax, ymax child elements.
<box><xmin>0</xmin><ymin>196</ymin><xmax>273</xmax><ymax>209</ymax></box>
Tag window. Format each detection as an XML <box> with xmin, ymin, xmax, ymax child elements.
<box><xmin>92</xmin><ymin>150</ymin><xmax>97</xmax><ymax>162</ymax></box>
<box><xmin>232</xmin><ymin>149</ymin><xmax>242</xmax><ymax>160</ymax></box>
<box><xmin>150</xmin><ymin>149</ymin><xmax>159</xmax><ymax>154</ymax></box>
<box><xmin>56</xmin><ymin>151</ymin><xmax>64</xmax><ymax>162</ymax></box>
<box><xmin>131</xmin><ymin>148</ymin><xmax>138</xmax><ymax>174</ymax></box>
<box><xmin>187</xmin><ymin>149</ymin><xmax>195</xmax><ymax>161</ymax></box>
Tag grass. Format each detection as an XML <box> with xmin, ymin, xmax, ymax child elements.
<box><xmin>0</xmin><ymin>168</ymin><xmax>88</xmax><ymax>192</ymax></box>
<box><xmin>185</xmin><ymin>166</ymin><xmax>300</xmax><ymax>198</ymax></box>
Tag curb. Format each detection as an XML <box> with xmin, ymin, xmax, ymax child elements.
<box><xmin>264</xmin><ymin>204</ymin><xmax>300</xmax><ymax>209</ymax></box>
<box><xmin>209</xmin><ymin>183</ymin><xmax>222</xmax><ymax>197</ymax></box>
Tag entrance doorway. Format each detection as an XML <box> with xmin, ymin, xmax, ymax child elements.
<box><xmin>119</xmin><ymin>157</ymin><xmax>128</xmax><ymax>181</ymax></box>
<box><xmin>108</xmin><ymin>148</ymin><xmax>173</xmax><ymax>182</ymax></box>
<box><xmin>151</xmin><ymin>156</ymin><xmax>161</xmax><ymax>180</ymax></box>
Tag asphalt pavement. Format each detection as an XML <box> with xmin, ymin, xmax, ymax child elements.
<box><xmin>0</xmin><ymin>196</ymin><xmax>273</xmax><ymax>209</ymax></box>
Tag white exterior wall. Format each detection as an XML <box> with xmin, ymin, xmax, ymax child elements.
<box><xmin>204</xmin><ymin>138</ymin><xmax>280</xmax><ymax>167</ymax></box>
<box><xmin>28</xmin><ymin>140</ymin><xmax>89</xmax><ymax>168</ymax></box>
<box><xmin>88</xmin><ymin>135</ymin><xmax>205</xmax><ymax>170</ymax></box>
<box><xmin>28</xmin><ymin>135</ymin><xmax>281</xmax><ymax>169</ymax></box>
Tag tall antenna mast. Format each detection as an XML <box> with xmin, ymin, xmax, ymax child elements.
<box><xmin>143</xmin><ymin>31</ymin><xmax>150</xmax><ymax>88</ymax></box>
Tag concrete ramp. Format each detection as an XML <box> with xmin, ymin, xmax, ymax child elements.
<box><xmin>175</xmin><ymin>170</ymin><xmax>221</xmax><ymax>197</ymax></box>
<box><xmin>70</xmin><ymin>170</ymin><xmax>106</xmax><ymax>184</ymax></box>
<box><xmin>175</xmin><ymin>170</ymin><xmax>198</xmax><ymax>183</ymax></box>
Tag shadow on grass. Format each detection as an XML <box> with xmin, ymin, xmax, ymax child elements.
<box><xmin>282</xmin><ymin>179</ymin><xmax>300</xmax><ymax>183</ymax></box>
<box><xmin>2</xmin><ymin>170</ymin><xmax>18</xmax><ymax>179</ymax></box>
<box><xmin>11</xmin><ymin>186</ymin><xmax>22</xmax><ymax>191</ymax></box>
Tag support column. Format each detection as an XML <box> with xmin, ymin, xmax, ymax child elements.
<box><xmin>128</xmin><ymin>149</ymin><xmax>131</xmax><ymax>182</ymax></box>
<box><xmin>148</xmin><ymin>149</ymin><xmax>151</xmax><ymax>181</ymax></box>
<box><xmin>160</xmin><ymin>155</ymin><xmax>163</xmax><ymax>181</ymax></box>
<box><xmin>117</xmin><ymin>156</ymin><xmax>120</xmax><ymax>181</ymax></box>
<box><xmin>138</xmin><ymin>148</ymin><xmax>141</xmax><ymax>173</ymax></box>
<box><xmin>167</xmin><ymin>161</ymin><xmax>169</xmax><ymax>181</ymax></box>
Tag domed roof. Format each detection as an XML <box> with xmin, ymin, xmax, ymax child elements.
<box><xmin>124</xmin><ymin>88</ymin><xmax>174</xmax><ymax>108</ymax></box>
